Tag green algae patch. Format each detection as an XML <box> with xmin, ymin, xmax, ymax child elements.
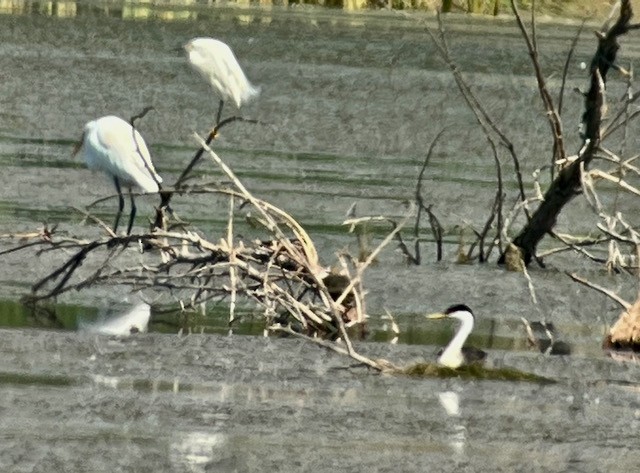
<box><xmin>401</xmin><ymin>362</ymin><xmax>555</xmax><ymax>384</ymax></box>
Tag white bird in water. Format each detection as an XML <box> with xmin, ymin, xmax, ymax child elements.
<box><xmin>426</xmin><ymin>304</ymin><xmax>487</xmax><ymax>369</ymax></box>
<box><xmin>73</xmin><ymin>115</ymin><xmax>162</xmax><ymax>235</ymax></box>
<box><xmin>184</xmin><ymin>37</ymin><xmax>260</xmax><ymax>124</ymax></box>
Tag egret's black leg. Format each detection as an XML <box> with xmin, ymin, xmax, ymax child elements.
<box><xmin>215</xmin><ymin>99</ymin><xmax>225</xmax><ymax>125</ymax></box>
<box><xmin>127</xmin><ymin>190</ymin><xmax>137</xmax><ymax>236</ymax></box>
<box><xmin>113</xmin><ymin>177</ymin><xmax>125</xmax><ymax>234</ymax></box>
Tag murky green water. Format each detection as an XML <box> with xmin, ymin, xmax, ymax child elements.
<box><xmin>1</xmin><ymin>3</ymin><xmax>640</xmax><ymax>472</ymax></box>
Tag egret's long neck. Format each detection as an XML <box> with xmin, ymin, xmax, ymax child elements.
<box><xmin>439</xmin><ymin>313</ymin><xmax>474</xmax><ymax>367</ymax></box>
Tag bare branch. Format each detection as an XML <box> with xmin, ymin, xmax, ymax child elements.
<box><xmin>566</xmin><ymin>271</ymin><xmax>630</xmax><ymax>309</ymax></box>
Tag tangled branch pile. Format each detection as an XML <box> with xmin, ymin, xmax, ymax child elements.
<box><xmin>1</xmin><ymin>125</ymin><xmax>407</xmax><ymax>371</ymax></box>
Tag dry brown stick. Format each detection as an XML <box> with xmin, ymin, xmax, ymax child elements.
<box><xmin>72</xmin><ymin>206</ymin><xmax>117</xmax><ymax>237</ymax></box>
<box><xmin>227</xmin><ymin>194</ymin><xmax>237</xmax><ymax>325</ymax></box>
<box><xmin>414</xmin><ymin>128</ymin><xmax>446</xmax><ymax>263</ymax></box>
<box><xmin>474</xmin><ymin>137</ymin><xmax>503</xmax><ymax>262</ymax></box>
<box><xmin>602</xmin><ymin>96</ymin><xmax>640</xmax><ymax>139</ymax></box>
<box><xmin>337</xmin><ymin>254</ymin><xmax>366</xmax><ymax>325</ymax></box>
<box><xmin>0</xmin><ymin>223</ymin><xmax>60</xmax><ymax>256</ymax></box>
<box><xmin>195</xmin><ymin>134</ymin><xmax>319</xmax><ymax>271</ymax></box>
<box><xmin>558</xmin><ymin>24</ymin><xmax>583</xmax><ymax>115</ymax></box>
<box><xmin>566</xmin><ymin>272</ymin><xmax>630</xmax><ymax>309</ymax></box>
<box><xmin>426</xmin><ymin>14</ymin><xmax>529</xmax><ymax>220</ymax></box>
<box><xmin>269</xmin><ymin>324</ymin><xmax>397</xmax><ymax>372</ymax></box>
<box><xmin>151</xmin><ymin>116</ymin><xmax>259</xmax><ymax>232</ymax></box>
<box><xmin>511</xmin><ymin>0</ymin><xmax>566</xmax><ymax>165</ymax></box>
<box><xmin>555</xmin><ymin>21</ymin><xmax>586</xmax><ymax>180</ymax></box>
<box><xmin>598</xmin><ymin>149</ymin><xmax>640</xmax><ymax>176</ymax></box>
<box><xmin>328</xmin><ymin>206</ymin><xmax>413</xmax><ymax>357</ymax></box>
<box><xmin>335</xmin><ymin>204</ymin><xmax>413</xmax><ymax>308</ymax></box>
<box><xmin>590</xmin><ymin>169</ymin><xmax>640</xmax><ymax>197</ymax></box>
<box><xmin>613</xmin><ymin>64</ymin><xmax>634</xmax><ymax>213</ymax></box>
<box><xmin>544</xmin><ymin>231</ymin><xmax>609</xmax><ymax>264</ymax></box>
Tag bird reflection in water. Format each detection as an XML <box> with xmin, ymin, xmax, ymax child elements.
<box><xmin>437</xmin><ymin>391</ymin><xmax>467</xmax><ymax>457</ymax></box>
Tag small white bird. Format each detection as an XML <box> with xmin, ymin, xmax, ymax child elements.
<box><xmin>184</xmin><ymin>37</ymin><xmax>260</xmax><ymax>124</ymax></box>
<box><xmin>73</xmin><ymin>115</ymin><xmax>162</xmax><ymax>235</ymax></box>
<box><xmin>426</xmin><ymin>304</ymin><xmax>487</xmax><ymax>369</ymax></box>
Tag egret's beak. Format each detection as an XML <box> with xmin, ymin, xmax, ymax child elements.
<box><xmin>173</xmin><ymin>42</ymin><xmax>188</xmax><ymax>54</ymax></box>
<box><xmin>71</xmin><ymin>132</ymin><xmax>84</xmax><ymax>158</ymax></box>
<box><xmin>426</xmin><ymin>312</ymin><xmax>447</xmax><ymax>320</ymax></box>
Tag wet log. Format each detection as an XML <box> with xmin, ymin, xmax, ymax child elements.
<box><xmin>499</xmin><ymin>0</ymin><xmax>634</xmax><ymax>266</ymax></box>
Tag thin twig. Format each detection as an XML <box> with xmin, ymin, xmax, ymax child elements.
<box><xmin>566</xmin><ymin>271</ymin><xmax>630</xmax><ymax>309</ymax></box>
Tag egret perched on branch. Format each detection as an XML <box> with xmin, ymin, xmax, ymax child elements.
<box><xmin>427</xmin><ymin>304</ymin><xmax>487</xmax><ymax>369</ymax></box>
<box><xmin>73</xmin><ymin>115</ymin><xmax>162</xmax><ymax>235</ymax></box>
<box><xmin>184</xmin><ymin>37</ymin><xmax>260</xmax><ymax>124</ymax></box>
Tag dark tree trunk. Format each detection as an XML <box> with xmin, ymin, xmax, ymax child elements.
<box><xmin>499</xmin><ymin>0</ymin><xmax>633</xmax><ymax>266</ymax></box>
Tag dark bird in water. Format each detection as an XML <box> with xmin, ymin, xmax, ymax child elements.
<box><xmin>426</xmin><ymin>304</ymin><xmax>487</xmax><ymax>369</ymax></box>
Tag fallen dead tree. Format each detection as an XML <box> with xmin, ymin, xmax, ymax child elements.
<box><xmin>2</xmin><ymin>127</ymin><xmax>411</xmax><ymax>372</ymax></box>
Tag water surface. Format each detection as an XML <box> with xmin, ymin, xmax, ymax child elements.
<box><xmin>0</xmin><ymin>5</ymin><xmax>638</xmax><ymax>472</ymax></box>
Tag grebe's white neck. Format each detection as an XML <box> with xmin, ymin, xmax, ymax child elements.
<box><xmin>436</xmin><ymin>310</ymin><xmax>475</xmax><ymax>369</ymax></box>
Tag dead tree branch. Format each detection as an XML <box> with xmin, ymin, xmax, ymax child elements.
<box><xmin>501</xmin><ymin>0</ymin><xmax>633</xmax><ymax>266</ymax></box>
<box><xmin>511</xmin><ymin>0</ymin><xmax>566</xmax><ymax>166</ymax></box>
<box><xmin>426</xmin><ymin>12</ymin><xmax>528</xmax><ymax>222</ymax></box>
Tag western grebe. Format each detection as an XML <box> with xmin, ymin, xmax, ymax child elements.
<box><xmin>427</xmin><ymin>304</ymin><xmax>487</xmax><ymax>369</ymax></box>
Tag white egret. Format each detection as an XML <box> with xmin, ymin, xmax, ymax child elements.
<box><xmin>73</xmin><ymin>115</ymin><xmax>162</xmax><ymax>235</ymax></box>
<box><xmin>426</xmin><ymin>304</ymin><xmax>487</xmax><ymax>369</ymax></box>
<box><xmin>184</xmin><ymin>37</ymin><xmax>260</xmax><ymax>124</ymax></box>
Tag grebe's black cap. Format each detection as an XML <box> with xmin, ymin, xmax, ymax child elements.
<box><xmin>444</xmin><ymin>304</ymin><xmax>474</xmax><ymax>318</ymax></box>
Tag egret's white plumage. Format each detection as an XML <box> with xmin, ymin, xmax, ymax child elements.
<box><xmin>427</xmin><ymin>304</ymin><xmax>487</xmax><ymax>369</ymax></box>
<box><xmin>74</xmin><ymin>115</ymin><xmax>162</xmax><ymax>234</ymax></box>
<box><xmin>79</xmin><ymin>115</ymin><xmax>161</xmax><ymax>193</ymax></box>
<box><xmin>184</xmin><ymin>37</ymin><xmax>260</xmax><ymax>122</ymax></box>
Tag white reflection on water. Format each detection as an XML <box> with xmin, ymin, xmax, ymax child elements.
<box><xmin>170</xmin><ymin>431</ymin><xmax>229</xmax><ymax>472</ymax></box>
<box><xmin>438</xmin><ymin>390</ymin><xmax>466</xmax><ymax>457</ymax></box>
<box><xmin>79</xmin><ymin>302</ymin><xmax>151</xmax><ymax>336</ymax></box>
